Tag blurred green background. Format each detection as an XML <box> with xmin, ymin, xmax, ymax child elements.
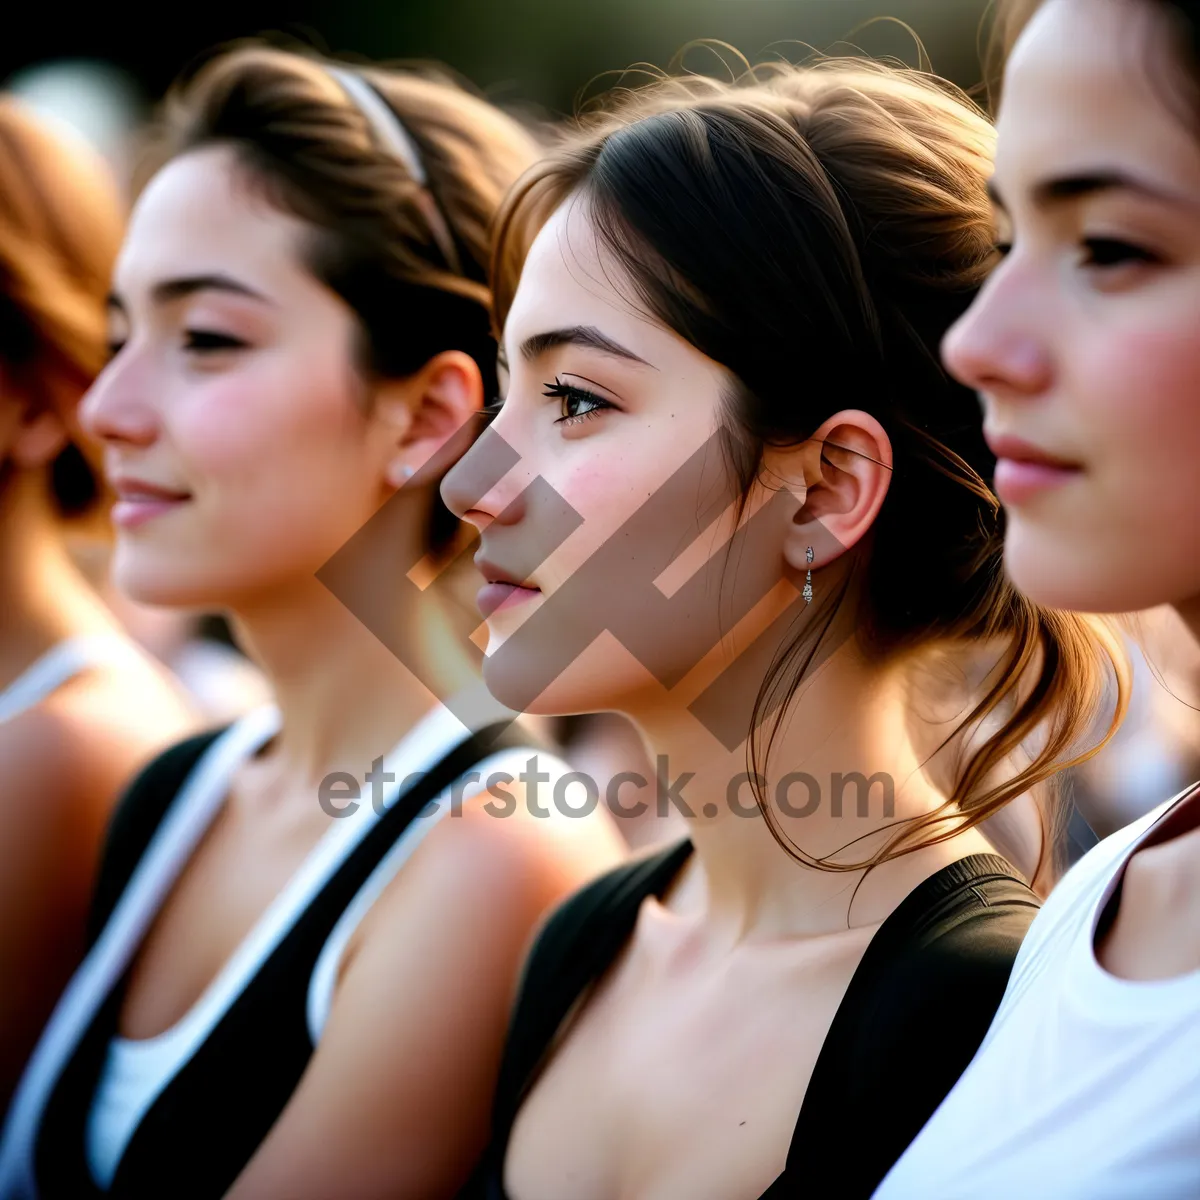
<box><xmin>3</xmin><ymin>1</ymin><xmax>991</xmax><ymax>120</ymax></box>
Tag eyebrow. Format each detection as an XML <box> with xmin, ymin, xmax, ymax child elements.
<box><xmin>518</xmin><ymin>325</ymin><xmax>655</xmax><ymax>368</ymax></box>
<box><xmin>988</xmin><ymin>170</ymin><xmax>1194</xmax><ymax>212</ymax></box>
<box><xmin>107</xmin><ymin>273</ymin><xmax>274</xmax><ymax>311</ymax></box>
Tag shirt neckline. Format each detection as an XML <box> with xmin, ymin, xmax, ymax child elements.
<box><xmin>1072</xmin><ymin>785</ymin><xmax>1200</xmax><ymax>1009</ymax></box>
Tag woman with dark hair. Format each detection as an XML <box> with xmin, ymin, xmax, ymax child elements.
<box><xmin>443</xmin><ymin>58</ymin><xmax>1127</xmax><ymax>1200</ymax></box>
<box><xmin>0</xmin><ymin>46</ymin><xmax>622</xmax><ymax>1200</ymax></box>
<box><xmin>875</xmin><ymin>2</ymin><xmax>1200</xmax><ymax>1195</ymax></box>
<box><xmin>0</xmin><ymin>98</ymin><xmax>194</xmax><ymax>1111</ymax></box>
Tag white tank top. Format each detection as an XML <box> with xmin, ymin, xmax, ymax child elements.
<box><xmin>873</xmin><ymin>787</ymin><xmax>1200</xmax><ymax>1199</ymax></box>
<box><xmin>0</xmin><ymin>634</ymin><xmax>137</xmax><ymax>725</ymax></box>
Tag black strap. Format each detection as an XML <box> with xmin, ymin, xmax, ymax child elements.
<box><xmin>771</xmin><ymin>855</ymin><xmax>1039</xmax><ymax>1198</ymax></box>
<box><xmin>85</xmin><ymin>727</ymin><xmax>227</xmax><ymax>949</ymax></box>
<box><xmin>463</xmin><ymin>840</ymin><xmax>693</xmax><ymax>1199</ymax></box>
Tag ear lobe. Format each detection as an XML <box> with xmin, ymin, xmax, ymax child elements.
<box><xmin>784</xmin><ymin>409</ymin><xmax>892</xmax><ymax>574</ymax></box>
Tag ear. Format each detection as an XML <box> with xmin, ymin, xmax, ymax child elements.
<box><xmin>777</xmin><ymin>409</ymin><xmax>893</xmax><ymax>575</ymax></box>
<box><xmin>9</xmin><ymin>401</ymin><xmax>70</xmax><ymax>470</ymax></box>
<box><xmin>377</xmin><ymin>350</ymin><xmax>483</xmax><ymax>489</ymax></box>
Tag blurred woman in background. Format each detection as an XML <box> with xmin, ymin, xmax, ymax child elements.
<box><xmin>0</xmin><ymin>98</ymin><xmax>194</xmax><ymax>1112</ymax></box>
<box><xmin>0</xmin><ymin>46</ymin><xmax>622</xmax><ymax>1200</ymax></box>
<box><xmin>445</xmin><ymin>56</ymin><xmax>1126</xmax><ymax>1200</ymax></box>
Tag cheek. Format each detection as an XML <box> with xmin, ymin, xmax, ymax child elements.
<box><xmin>539</xmin><ymin>412</ymin><xmax>725</xmax><ymax>584</ymax></box>
<box><xmin>1007</xmin><ymin>296</ymin><xmax>1200</xmax><ymax>612</ymax></box>
<box><xmin>123</xmin><ymin>355</ymin><xmax>379</xmax><ymax>603</ymax></box>
<box><xmin>1080</xmin><ymin>307</ymin><xmax>1200</xmax><ymax>507</ymax></box>
<box><xmin>486</xmin><ymin>420</ymin><xmax>786</xmax><ymax>718</ymax></box>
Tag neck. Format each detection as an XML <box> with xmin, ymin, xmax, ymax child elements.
<box><xmin>229</xmin><ymin>501</ymin><xmax>483</xmax><ymax>791</ymax></box>
<box><xmin>631</xmin><ymin>640</ymin><xmax>995</xmax><ymax>942</ymax></box>
<box><xmin>0</xmin><ymin>469</ymin><xmax>120</xmax><ymax>684</ymax></box>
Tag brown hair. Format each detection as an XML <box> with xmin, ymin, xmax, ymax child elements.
<box><xmin>144</xmin><ymin>43</ymin><xmax>542</xmax><ymax>552</ymax></box>
<box><xmin>0</xmin><ymin>98</ymin><xmax>122</xmax><ymax>516</ymax></box>
<box><xmin>492</xmin><ymin>59</ymin><xmax>1129</xmax><ymax>886</ymax></box>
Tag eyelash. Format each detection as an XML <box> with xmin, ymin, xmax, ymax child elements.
<box><xmin>1079</xmin><ymin>237</ymin><xmax>1158</xmax><ymax>269</ymax></box>
<box><xmin>184</xmin><ymin>329</ymin><xmax>248</xmax><ymax>353</ymax></box>
<box><xmin>104</xmin><ymin>329</ymin><xmax>248</xmax><ymax>361</ymax></box>
<box><xmin>991</xmin><ymin>237</ymin><xmax>1159</xmax><ymax>268</ymax></box>
<box><xmin>542</xmin><ymin>377</ymin><xmax>615</xmax><ymax>426</ymax></box>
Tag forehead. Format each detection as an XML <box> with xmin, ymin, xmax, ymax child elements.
<box><xmin>997</xmin><ymin>0</ymin><xmax>1200</xmax><ymax>192</ymax></box>
<box><xmin>504</xmin><ymin>195</ymin><xmax>674</xmax><ymax>363</ymax></box>
<box><xmin>117</xmin><ymin>145</ymin><xmax>309</xmax><ymax>294</ymax></box>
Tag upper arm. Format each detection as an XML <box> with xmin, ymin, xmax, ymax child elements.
<box><xmin>224</xmin><ymin>792</ymin><xmax>621</xmax><ymax>1200</ymax></box>
<box><xmin>0</xmin><ymin>675</ymin><xmax>194</xmax><ymax>1104</ymax></box>
<box><xmin>0</xmin><ymin>707</ymin><xmax>124</xmax><ymax>1102</ymax></box>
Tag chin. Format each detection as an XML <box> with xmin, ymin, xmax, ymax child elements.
<box><xmin>482</xmin><ymin>656</ymin><xmax>560</xmax><ymax>715</ymax></box>
<box><xmin>111</xmin><ymin>549</ymin><xmax>233</xmax><ymax>612</ymax></box>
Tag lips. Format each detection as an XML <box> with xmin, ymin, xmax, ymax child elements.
<box><xmin>110</xmin><ymin>476</ymin><xmax>192</xmax><ymax>529</ymax></box>
<box><xmin>474</xmin><ymin>555</ymin><xmax>542</xmax><ymax>617</ymax></box>
<box><xmin>984</xmin><ymin>432</ymin><xmax>1082</xmax><ymax>506</ymax></box>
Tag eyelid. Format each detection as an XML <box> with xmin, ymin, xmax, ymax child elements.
<box><xmin>555</xmin><ymin>371</ymin><xmax>623</xmax><ymax>404</ymax></box>
<box><xmin>183</xmin><ymin>329</ymin><xmax>250</xmax><ymax>352</ymax></box>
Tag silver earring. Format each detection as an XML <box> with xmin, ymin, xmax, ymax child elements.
<box><xmin>400</xmin><ymin>464</ymin><xmax>415</xmax><ymax>481</ymax></box>
<box><xmin>803</xmin><ymin>545</ymin><xmax>814</xmax><ymax>604</ymax></box>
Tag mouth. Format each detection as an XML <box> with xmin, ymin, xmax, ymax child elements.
<box><xmin>474</xmin><ymin>555</ymin><xmax>542</xmax><ymax>617</ymax></box>
<box><xmin>984</xmin><ymin>432</ymin><xmax>1083</xmax><ymax>506</ymax></box>
<box><xmin>110</xmin><ymin>477</ymin><xmax>193</xmax><ymax>530</ymax></box>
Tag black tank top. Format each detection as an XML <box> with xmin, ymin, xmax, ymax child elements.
<box><xmin>465</xmin><ymin>842</ymin><xmax>1039</xmax><ymax>1200</ymax></box>
<box><xmin>13</xmin><ymin>714</ymin><xmax>535</xmax><ymax>1199</ymax></box>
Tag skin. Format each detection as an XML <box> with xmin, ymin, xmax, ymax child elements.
<box><xmin>942</xmin><ymin>0</ymin><xmax>1200</xmax><ymax>982</ymax></box>
<box><xmin>441</xmin><ymin>196</ymin><xmax>1000</xmax><ymax>1200</ymax></box>
<box><xmin>81</xmin><ymin>144</ymin><xmax>624</xmax><ymax>1200</ymax></box>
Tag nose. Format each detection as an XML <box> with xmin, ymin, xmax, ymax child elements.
<box><xmin>941</xmin><ymin>257</ymin><xmax>1053</xmax><ymax>400</ymax></box>
<box><xmin>441</xmin><ymin>422</ymin><xmax>535</xmax><ymax>530</ymax></box>
<box><xmin>78</xmin><ymin>349</ymin><xmax>160</xmax><ymax>449</ymax></box>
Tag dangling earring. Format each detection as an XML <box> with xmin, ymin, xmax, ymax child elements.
<box><xmin>803</xmin><ymin>545</ymin><xmax>814</xmax><ymax>604</ymax></box>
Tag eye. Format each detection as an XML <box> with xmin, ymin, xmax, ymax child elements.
<box><xmin>992</xmin><ymin>241</ymin><xmax>1013</xmax><ymax>259</ymax></box>
<box><xmin>183</xmin><ymin>329</ymin><xmax>248</xmax><ymax>353</ymax></box>
<box><xmin>1080</xmin><ymin>237</ymin><xmax>1158</xmax><ymax>269</ymax></box>
<box><xmin>543</xmin><ymin>376</ymin><xmax>615</xmax><ymax>427</ymax></box>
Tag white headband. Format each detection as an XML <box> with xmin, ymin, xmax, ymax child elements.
<box><xmin>326</xmin><ymin>65</ymin><xmax>462</xmax><ymax>273</ymax></box>
<box><xmin>327</xmin><ymin>65</ymin><xmax>429</xmax><ymax>186</ymax></box>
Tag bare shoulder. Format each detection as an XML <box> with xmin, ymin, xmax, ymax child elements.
<box><xmin>1099</xmin><ymin>825</ymin><xmax>1200</xmax><ymax>981</ymax></box>
<box><xmin>348</xmin><ymin>773</ymin><xmax>627</xmax><ymax>970</ymax></box>
<box><xmin>0</xmin><ymin>654</ymin><xmax>195</xmax><ymax>858</ymax></box>
<box><xmin>35</xmin><ymin>653</ymin><xmax>192</xmax><ymax>783</ymax></box>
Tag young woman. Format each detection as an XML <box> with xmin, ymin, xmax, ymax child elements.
<box><xmin>874</xmin><ymin>1</ymin><xmax>1200</xmax><ymax>1195</ymax></box>
<box><xmin>443</xmin><ymin>59</ymin><xmax>1127</xmax><ymax>1200</ymax></box>
<box><xmin>0</xmin><ymin>47</ymin><xmax>623</xmax><ymax>1200</ymax></box>
<box><xmin>0</xmin><ymin>98</ymin><xmax>195</xmax><ymax>1111</ymax></box>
